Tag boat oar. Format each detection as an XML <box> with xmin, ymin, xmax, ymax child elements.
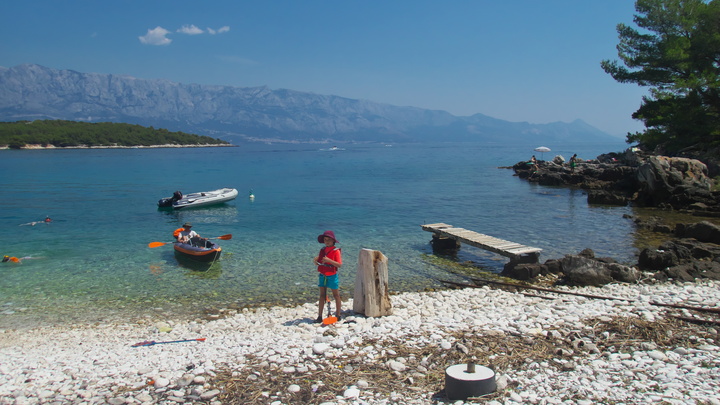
<box><xmin>131</xmin><ymin>338</ymin><xmax>206</xmax><ymax>347</ymax></box>
<box><xmin>147</xmin><ymin>234</ymin><xmax>232</xmax><ymax>248</ymax></box>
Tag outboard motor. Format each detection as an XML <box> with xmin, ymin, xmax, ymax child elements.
<box><xmin>157</xmin><ymin>191</ymin><xmax>183</xmax><ymax>208</ymax></box>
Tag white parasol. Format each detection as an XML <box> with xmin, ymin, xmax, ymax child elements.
<box><xmin>533</xmin><ymin>146</ymin><xmax>551</xmax><ymax>160</ymax></box>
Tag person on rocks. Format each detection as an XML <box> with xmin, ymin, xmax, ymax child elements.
<box><xmin>175</xmin><ymin>222</ymin><xmax>211</xmax><ymax>248</ymax></box>
<box><xmin>530</xmin><ymin>155</ymin><xmax>539</xmax><ymax>174</ymax></box>
<box><xmin>569</xmin><ymin>154</ymin><xmax>578</xmax><ymax>173</ymax></box>
<box><xmin>529</xmin><ymin>155</ymin><xmax>539</xmax><ymax>177</ymax></box>
<box><xmin>313</xmin><ymin>230</ymin><xmax>342</xmax><ymax>323</ymax></box>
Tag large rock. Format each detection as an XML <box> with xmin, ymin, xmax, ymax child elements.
<box><xmin>560</xmin><ymin>255</ymin><xmax>611</xmax><ymax>286</ymax></box>
<box><xmin>607</xmin><ymin>262</ymin><xmax>640</xmax><ymax>283</ymax></box>
<box><xmin>637</xmin><ymin>238</ymin><xmax>714</xmax><ymax>271</ymax></box>
<box><xmin>638</xmin><ymin>247</ymin><xmax>681</xmax><ymax>270</ymax></box>
<box><xmin>501</xmin><ymin>248</ymin><xmax>640</xmax><ymax>286</ymax></box>
<box><xmin>653</xmin><ymin>261</ymin><xmax>720</xmax><ymax>282</ymax></box>
<box><xmin>559</xmin><ymin>255</ymin><xmax>636</xmax><ymax>287</ymax></box>
<box><xmin>638</xmin><ymin>232</ymin><xmax>720</xmax><ymax>281</ymax></box>
<box><xmin>635</xmin><ymin>156</ymin><xmax>714</xmax><ymax>209</ymax></box>
<box><xmin>674</xmin><ymin>221</ymin><xmax>720</xmax><ymax>244</ymax></box>
<box><xmin>500</xmin><ymin>263</ymin><xmax>545</xmax><ymax>280</ymax></box>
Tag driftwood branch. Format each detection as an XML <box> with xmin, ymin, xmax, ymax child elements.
<box><xmin>670</xmin><ymin>315</ymin><xmax>720</xmax><ymax>326</ymax></box>
<box><xmin>468</xmin><ymin>277</ymin><xmax>626</xmax><ymax>301</ymax></box>
<box><xmin>439</xmin><ymin>278</ymin><xmax>720</xmax><ymax>316</ymax></box>
<box><xmin>650</xmin><ymin>301</ymin><xmax>720</xmax><ymax>315</ymax></box>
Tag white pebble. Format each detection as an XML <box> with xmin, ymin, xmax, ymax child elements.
<box><xmin>312</xmin><ymin>343</ymin><xmax>330</xmax><ymax>355</ymax></box>
<box><xmin>154</xmin><ymin>378</ymin><xmax>170</xmax><ymax>388</ymax></box>
<box><xmin>344</xmin><ymin>386</ymin><xmax>360</xmax><ymax>398</ymax></box>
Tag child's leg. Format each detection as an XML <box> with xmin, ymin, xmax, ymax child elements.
<box><xmin>331</xmin><ymin>288</ymin><xmax>341</xmax><ymax>318</ymax></box>
<box><xmin>317</xmin><ymin>287</ymin><xmax>327</xmax><ymax>319</ymax></box>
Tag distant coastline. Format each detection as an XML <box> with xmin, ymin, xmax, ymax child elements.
<box><xmin>0</xmin><ymin>143</ymin><xmax>237</xmax><ymax>150</ymax></box>
<box><xmin>0</xmin><ymin>120</ymin><xmax>233</xmax><ymax>150</ymax></box>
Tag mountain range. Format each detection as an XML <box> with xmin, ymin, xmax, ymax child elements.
<box><xmin>0</xmin><ymin>64</ymin><xmax>618</xmax><ymax>144</ymax></box>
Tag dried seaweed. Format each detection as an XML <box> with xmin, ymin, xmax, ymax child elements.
<box><xmin>211</xmin><ymin>314</ymin><xmax>715</xmax><ymax>404</ymax></box>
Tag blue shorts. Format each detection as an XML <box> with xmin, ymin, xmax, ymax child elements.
<box><xmin>318</xmin><ymin>273</ymin><xmax>339</xmax><ymax>290</ymax></box>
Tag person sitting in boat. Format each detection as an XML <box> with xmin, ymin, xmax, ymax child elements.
<box><xmin>175</xmin><ymin>222</ymin><xmax>212</xmax><ymax>248</ymax></box>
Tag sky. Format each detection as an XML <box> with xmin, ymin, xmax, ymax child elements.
<box><xmin>0</xmin><ymin>1</ymin><xmax>648</xmax><ymax>137</ymax></box>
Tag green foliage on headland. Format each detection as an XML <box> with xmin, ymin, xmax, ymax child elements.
<box><xmin>602</xmin><ymin>0</ymin><xmax>720</xmax><ymax>153</ymax></box>
<box><xmin>0</xmin><ymin>120</ymin><xmax>230</xmax><ymax>148</ymax></box>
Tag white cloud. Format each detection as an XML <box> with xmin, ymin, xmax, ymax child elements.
<box><xmin>139</xmin><ymin>24</ymin><xmax>229</xmax><ymax>45</ymax></box>
<box><xmin>208</xmin><ymin>26</ymin><xmax>230</xmax><ymax>35</ymax></box>
<box><xmin>139</xmin><ymin>26</ymin><xmax>171</xmax><ymax>46</ymax></box>
<box><xmin>177</xmin><ymin>24</ymin><xmax>204</xmax><ymax>35</ymax></box>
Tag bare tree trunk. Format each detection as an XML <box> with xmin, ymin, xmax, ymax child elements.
<box><xmin>353</xmin><ymin>249</ymin><xmax>392</xmax><ymax>317</ymax></box>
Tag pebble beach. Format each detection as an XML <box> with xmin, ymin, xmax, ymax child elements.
<box><xmin>1</xmin><ymin>280</ymin><xmax>719</xmax><ymax>405</ymax></box>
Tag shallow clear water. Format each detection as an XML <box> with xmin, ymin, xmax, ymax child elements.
<box><xmin>0</xmin><ymin>140</ymin><xmax>637</xmax><ymax>328</ymax></box>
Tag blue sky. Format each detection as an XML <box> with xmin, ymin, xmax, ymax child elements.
<box><xmin>0</xmin><ymin>1</ymin><xmax>647</xmax><ymax>137</ymax></box>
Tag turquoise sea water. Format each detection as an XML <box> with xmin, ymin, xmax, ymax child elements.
<box><xmin>0</xmin><ymin>140</ymin><xmax>636</xmax><ymax>329</ymax></box>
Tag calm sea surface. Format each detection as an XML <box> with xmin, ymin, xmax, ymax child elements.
<box><xmin>1</xmin><ymin>140</ymin><xmax>659</xmax><ymax>329</ymax></box>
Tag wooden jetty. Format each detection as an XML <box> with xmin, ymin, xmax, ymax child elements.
<box><xmin>421</xmin><ymin>222</ymin><xmax>542</xmax><ymax>262</ymax></box>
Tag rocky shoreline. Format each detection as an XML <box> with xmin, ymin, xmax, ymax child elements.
<box><xmin>499</xmin><ymin>150</ymin><xmax>720</xmax><ymax>290</ymax></box>
<box><xmin>512</xmin><ymin>149</ymin><xmax>720</xmax><ymax>215</ymax></box>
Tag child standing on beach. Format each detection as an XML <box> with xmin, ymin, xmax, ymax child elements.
<box><xmin>314</xmin><ymin>230</ymin><xmax>342</xmax><ymax>323</ymax></box>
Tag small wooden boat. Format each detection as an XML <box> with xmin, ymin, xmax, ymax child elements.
<box><xmin>158</xmin><ymin>188</ymin><xmax>238</xmax><ymax>210</ymax></box>
<box><xmin>173</xmin><ymin>241</ymin><xmax>222</xmax><ymax>263</ymax></box>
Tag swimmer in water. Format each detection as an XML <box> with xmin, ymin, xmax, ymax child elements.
<box><xmin>20</xmin><ymin>216</ymin><xmax>52</xmax><ymax>226</ymax></box>
<box><xmin>2</xmin><ymin>255</ymin><xmax>42</xmax><ymax>263</ymax></box>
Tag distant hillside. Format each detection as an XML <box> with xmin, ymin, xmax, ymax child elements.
<box><xmin>0</xmin><ymin>64</ymin><xmax>618</xmax><ymax>144</ymax></box>
<box><xmin>0</xmin><ymin>120</ymin><xmax>230</xmax><ymax>148</ymax></box>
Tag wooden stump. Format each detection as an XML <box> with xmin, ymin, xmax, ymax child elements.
<box><xmin>353</xmin><ymin>248</ymin><xmax>392</xmax><ymax>317</ymax></box>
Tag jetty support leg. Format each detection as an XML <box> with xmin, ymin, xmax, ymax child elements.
<box><xmin>430</xmin><ymin>234</ymin><xmax>461</xmax><ymax>254</ymax></box>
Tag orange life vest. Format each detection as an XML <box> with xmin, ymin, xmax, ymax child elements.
<box><xmin>173</xmin><ymin>228</ymin><xmax>184</xmax><ymax>238</ymax></box>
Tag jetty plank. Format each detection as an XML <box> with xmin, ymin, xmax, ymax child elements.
<box><xmin>422</xmin><ymin>222</ymin><xmax>542</xmax><ymax>260</ymax></box>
